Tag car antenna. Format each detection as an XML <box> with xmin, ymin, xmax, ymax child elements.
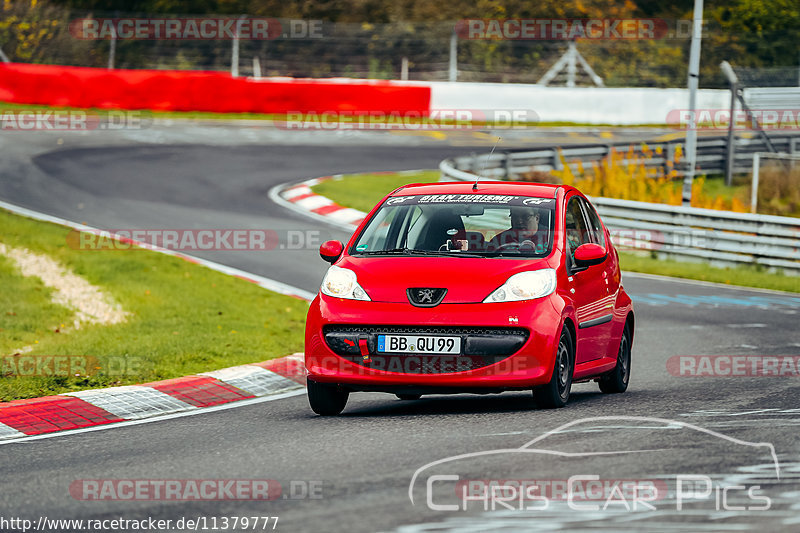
<box><xmin>474</xmin><ymin>135</ymin><xmax>502</xmax><ymax>190</ymax></box>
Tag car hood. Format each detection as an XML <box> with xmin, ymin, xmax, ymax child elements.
<box><xmin>337</xmin><ymin>255</ymin><xmax>553</xmax><ymax>304</ymax></box>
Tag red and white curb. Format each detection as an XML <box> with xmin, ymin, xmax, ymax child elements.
<box><xmin>269</xmin><ymin>170</ymin><xmax>426</xmax><ymax>231</ymax></box>
<box><xmin>0</xmin><ymin>354</ymin><xmax>306</xmax><ymax>441</ymax></box>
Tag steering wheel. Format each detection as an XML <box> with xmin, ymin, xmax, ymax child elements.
<box><xmin>495</xmin><ymin>242</ymin><xmax>521</xmax><ymax>252</ymax></box>
<box><xmin>495</xmin><ymin>240</ymin><xmax>536</xmax><ymax>253</ymax></box>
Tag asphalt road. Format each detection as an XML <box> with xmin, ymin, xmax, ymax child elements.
<box><xmin>1</xmin><ymin>125</ymin><xmax>799</xmax><ymax>533</ymax></box>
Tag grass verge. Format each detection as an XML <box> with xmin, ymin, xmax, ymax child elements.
<box><xmin>0</xmin><ymin>101</ymin><xmax>671</xmax><ymax>128</ymax></box>
<box><xmin>310</xmin><ymin>171</ymin><xmax>800</xmax><ymax>294</ymax></box>
<box><xmin>0</xmin><ymin>208</ymin><xmax>308</xmax><ymax>401</ymax></box>
<box><xmin>311</xmin><ymin>170</ymin><xmax>441</xmax><ymax>213</ymax></box>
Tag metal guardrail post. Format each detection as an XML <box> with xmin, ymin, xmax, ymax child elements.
<box><xmin>552</xmin><ymin>149</ymin><xmax>563</xmax><ymax>171</ymax></box>
<box><xmin>448</xmin><ymin>31</ymin><xmax>458</xmax><ymax>82</ymax></box>
<box><xmin>751</xmin><ymin>153</ymin><xmax>760</xmax><ymax>214</ymax></box>
<box><xmin>503</xmin><ymin>152</ymin><xmax>513</xmax><ymax>179</ymax></box>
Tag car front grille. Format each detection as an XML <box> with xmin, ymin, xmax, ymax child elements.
<box><xmin>322</xmin><ymin>325</ymin><xmax>529</xmax><ymax>374</ymax></box>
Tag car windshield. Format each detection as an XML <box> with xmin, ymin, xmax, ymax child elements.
<box><xmin>350</xmin><ymin>193</ymin><xmax>555</xmax><ymax>258</ymax></box>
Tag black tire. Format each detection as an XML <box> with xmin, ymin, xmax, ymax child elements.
<box><xmin>599</xmin><ymin>323</ymin><xmax>632</xmax><ymax>394</ymax></box>
<box><xmin>396</xmin><ymin>394</ymin><xmax>422</xmax><ymax>401</ymax></box>
<box><xmin>307</xmin><ymin>379</ymin><xmax>349</xmax><ymax>416</ymax></box>
<box><xmin>533</xmin><ymin>326</ymin><xmax>574</xmax><ymax>408</ymax></box>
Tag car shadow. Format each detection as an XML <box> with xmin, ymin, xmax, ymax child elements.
<box><xmin>337</xmin><ymin>389</ymin><xmax>609</xmax><ymax>418</ymax></box>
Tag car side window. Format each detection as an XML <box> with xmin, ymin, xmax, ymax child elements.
<box><xmin>579</xmin><ymin>198</ymin><xmax>606</xmax><ymax>248</ymax></box>
<box><xmin>565</xmin><ymin>196</ymin><xmax>591</xmax><ymax>262</ymax></box>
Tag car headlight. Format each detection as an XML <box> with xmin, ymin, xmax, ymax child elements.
<box><xmin>320</xmin><ymin>266</ymin><xmax>371</xmax><ymax>301</ymax></box>
<box><xmin>483</xmin><ymin>269</ymin><xmax>557</xmax><ymax>303</ymax></box>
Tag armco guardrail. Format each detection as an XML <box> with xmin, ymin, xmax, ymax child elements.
<box><xmin>440</xmin><ymin>158</ymin><xmax>800</xmax><ymax>274</ymax></box>
<box><xmin>442</xmin><ymin>133</ymin><xmax>800</xmax><ymax>179</ymax></box>
<box><xmin>589</xmin><ymin>197</ymin><xmax>800</xmax><ymax>273</ymax></box>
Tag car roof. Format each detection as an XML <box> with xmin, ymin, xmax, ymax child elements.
<box><xmin>389</xmin><ymin>181</ymin><xmax>569</xmax><ymax>198</ymax></box>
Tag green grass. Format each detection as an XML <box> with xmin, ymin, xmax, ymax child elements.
<box><xmin>311</xmin><ymin>171</ymin><xmax>800</xmax><ymax>294</ymax></box>
<box><xmin>0</xmin><ymin>101</ymin><xmax>672</xmax><ymax>128</ymax></box>
<box><xmin>0</xmin><ymin>100</ymin><xmax>287</xmax><ymax>122</ymax></box>
<box><xmin>0</xmin><ymin>209</ymin><xmax>308</xmax><ymax>401</ymax></box>
<box><xmin>0</xmin><ymin>255</ymin><xmax>75</xmax><ymax>356</ymax></box>
<box><xmin>311</xmin><ymin>170</ymin><xmax>441</xmax><ymax>213</ymax></box>
<box><xmin>619</xmin><ymin>251</ymin><xmax>800</xmax><ymax>293</ymax></box>
<box><xmin>697</xmin><ymin>175</ymin><xmax>750</xmax><ymax>204</ymax></box>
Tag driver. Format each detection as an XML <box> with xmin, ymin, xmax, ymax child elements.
<box><xmin>487</xmin><ymin>207</ymin><xmax>542</xmax><ymax>251</ymax></box>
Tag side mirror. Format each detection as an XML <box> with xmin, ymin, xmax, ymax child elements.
<box><xmin>319</xmin><ymin>240</ymin><xmax>344</xmax><ymax>264</ymax></box>
<box><xmin>574</xmin><ymin>243</ymin><xmax>607</xmax><ymax>268</ymax></box>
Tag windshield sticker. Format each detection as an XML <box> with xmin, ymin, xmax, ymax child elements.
<box><xmin>388</xmin><ymin>194</ymin><xmax>554</xmax><ymax>206</ymax></box>
<box><xmin>356</xmin><ymin>244</ymin><xmax>369</xmax><ymax>251</ymax></box>
<box><xmin>523</xmin><ymin>198</ymin><xmax>554</xmax><ymax>205</ymax></box>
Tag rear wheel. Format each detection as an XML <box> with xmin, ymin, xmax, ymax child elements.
<box><xmin>533</xmin><ymin>326</ymin><xmax>574</xmax><ymax>408</ymax></box>
<box><xmin>307</xmin><ymin>379</ymin><xmax>349</xmax><ymax>416</ymax></box>
<box><xmin>599</xmin><ymin>324</ymin><xmax>632</xmax><ymax>394</ymax></box>
<box><xmin>396</xmin><ymin>394</ymin><xmax>422</xmax><ymax>401</ymax></box>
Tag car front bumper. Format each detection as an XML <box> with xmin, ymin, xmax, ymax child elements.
<box><xmin>304</xmin><ymin>295</ymin><xmax>564</xmax><ymax>390</ymax></box>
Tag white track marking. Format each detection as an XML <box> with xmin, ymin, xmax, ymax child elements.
<box><xmin>0</xmin><ymin>198</ymin><xmax>314</xmax><ymax>301</ymax></box>
<box><xmin>0</xmin><ymin>422</ymin><xmax>25</xmax><ymax>440</ymax></box>
<box><xmin>282</xmin><ymin>185</ymin><xmax>313</xmax><ymax>199</ymax></box>
<box><xmin>623</xmin><ymin>270</ymin><xmax>800</xmax><ymax>295</ymax></box>
<box><xmin>293</xmin><ymin>195</ymin><xmax>334</xmax><ymax>210</ymax></box>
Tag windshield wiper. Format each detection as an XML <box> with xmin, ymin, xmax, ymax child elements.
<box><xmin>358</xmin><ymin>248</ymin><xmax>410</xmax><ymax>255</ymax></box>
<box><xmin>482</xmin><ymin>250</ymin><xmax>544</xmax><ymax>257</ymax></box>
<box><xmin>408</xmin><ymin>249</ymin><xmax>484</xmax><ymax>258</ymax></box>
<box><xmin>357</xmin><ymin>248</ymin><xmax>483</xmax><ymax>258</ymax></box>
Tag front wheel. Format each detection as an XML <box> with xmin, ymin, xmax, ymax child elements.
<box><xmin>307</xmin><ymin>379</ymin><xmax>349</xmax><ymax>416</ymax></box>
<box><xmin>599</xmin><ymin>324</ymin><xmax>632</xmax><ymax>394</ymax></box>
<box><xmin>533</xmin><ymin>326</ymin><xmax>574</xmax><ymax>408</ymax></box>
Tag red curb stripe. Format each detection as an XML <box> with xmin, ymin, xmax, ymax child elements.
<box><xmin>0</xmin><ymin>354</ymin><xmax>306</xmax><ymax>439</ymax></box>
<box><xmin>311</xmin><ymin>204</ymin><xmax>347</xmax><ymax>216</ymax></box>
<box><xmin>252</xmin><ymin>359</ymin><xmax>307</xmax><ymax>386</ymax></box>
<box><xmin>0</xmin><ymin>396</ymin><xmax>123</xmax><ymax>435</ymax></box>
<box><xmin>288</xmin><ymin>192</ymin><xmax>317</xmax><ymax>203</ymax></box>
<box><xmin>146</xmin><ymin>376</ymin><xmax>255</xmax><ymax>408</ymax></box>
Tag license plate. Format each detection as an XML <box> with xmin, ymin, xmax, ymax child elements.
<box><xmin>377</xmin><ymin>334</ymin><xmax>461</xmax><ymax>354</ymax></box>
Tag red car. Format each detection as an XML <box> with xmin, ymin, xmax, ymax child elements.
<box><xmin>304</xmin><ymin>181</ymin><xmax>634</xmax><ymax>415</ymax></box>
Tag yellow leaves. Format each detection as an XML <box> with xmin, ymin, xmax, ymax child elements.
<box><xmin>546</xmin><ymin>144</ymin><xmax>741</xmax><ymax>212</ymax></box>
